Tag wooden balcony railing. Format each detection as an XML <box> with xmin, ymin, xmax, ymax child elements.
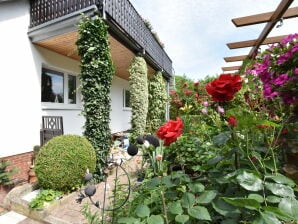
<box><xmin>29</xmin><ymin>0</ymin><xmax>172</xmax><ymax>76</ymax></box>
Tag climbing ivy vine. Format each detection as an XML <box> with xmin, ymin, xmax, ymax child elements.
<box><xmin>129</xmin><ymin>56</ymin><xmax>148</xmax><ymax>140</ymax></box>
<box><xmin>76</xmin><ymin>15</ymin><xmax>114</xmax><ymax>180</ymax></box>
<box><xmin>146</xmin><ymin>71</ymin><xmax>168</xmax><ymax>133</ymax></box>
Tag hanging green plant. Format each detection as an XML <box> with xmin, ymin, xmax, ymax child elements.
<box><xmin>129</xmin><ymin>56</ymin><xmax>148</xmax><ymax>140</ymax></box>
<box><xmin>76</xmin><ymin>15</ymin><xmax>114</xmax><ymax>181</ymax></box>
<box><xmin>146</xmin><ymin>71</ymin><xmax>168</xmax><ymax>133</ymax></box>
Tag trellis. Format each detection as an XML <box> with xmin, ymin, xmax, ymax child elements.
<box><xmin>222</xmin><ymin>0</ymin><xmax>298</xmax><ymax>72</ymax></box>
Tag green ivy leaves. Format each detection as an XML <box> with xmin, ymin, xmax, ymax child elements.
<box><xmin>129</xmin><ymin>56</ymin><xmax>148</xmax><ymax>139</ymax></box>
<box><xmin>76</xmin><ymin>15</ymin><xmax>114</xmax><ymax>180</ymax></box>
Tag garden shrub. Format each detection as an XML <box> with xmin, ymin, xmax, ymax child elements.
<box><xmin>129</xmin><ymin>56</ymin><xmax>148</xmax><ymax>140</ymax></box>
<box><xmin>76</xmin><ymin>15</ymin><xmax>114</xmax><ymax>181</ymax></box>
<box><xmin>146</xmin><ymin>71</ymin><xmax>167</xmax><ymax>134</ymax></box>
<box><xmin>35</xmin><ymin>135</ymin><xmax>96</xmax><ymax>191</ymax></box>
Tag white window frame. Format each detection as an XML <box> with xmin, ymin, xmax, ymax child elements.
<box><xmin>41</xmin><ymin>66</ymin><xmax>81</xmax><ymax>110</ymax></box>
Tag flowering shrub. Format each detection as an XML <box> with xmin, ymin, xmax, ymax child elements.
<box><xmin>246</xmin><ymin>33</ymin><xmax>298</xmax><ymax>105</ymax></box>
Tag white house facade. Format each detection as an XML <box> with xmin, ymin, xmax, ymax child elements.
<box><xmin>0</xmin><ymin>0</ymin><xmax>172</xmax><ymax>182</ymax></box>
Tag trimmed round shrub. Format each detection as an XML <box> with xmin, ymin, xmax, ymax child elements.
<box><xmin>35</xmin><ymin>135</ymin><xmax>96</xmax><ymax>191</ymax></box>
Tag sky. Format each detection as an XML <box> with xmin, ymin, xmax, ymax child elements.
<box><xmin>130</xmin><ymin>0</ymin><xmax>298</xmax><ymax>81</ymax></box>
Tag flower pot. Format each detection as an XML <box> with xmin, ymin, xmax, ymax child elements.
<box><xmin>28</xmin><ymin>168</ymin><xmax>37</xmax><ymax>183</ymax></box>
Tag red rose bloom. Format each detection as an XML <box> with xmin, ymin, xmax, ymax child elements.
<box><xmin>206</xmin><ymin>74</ymin><xmax>242</xmax><ymax>102</ymax></box>
<box><xmin>228</xmin><ymin>116</ymin><xmax>237</xmax><ymax>127</ymax></box>
<box><xmin>157</xmin><ymin>118</ymin><xmax>184</xmax><ymax>146</ymax></box>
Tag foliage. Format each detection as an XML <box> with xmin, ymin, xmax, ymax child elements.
<box><xmin>114</xmin><ymin>51</ymin><xmax>298</xmax><ymax>223</ymax></box>
<box><xmin>81</xmin><ymin>203</ymin><xmax>101</xmax><ymax>224</ymax></box>
<box><xmin>169</xmin><ymin>75</ymin><xmax>209</xmax><ymax>119</ymax></box>
<box><xmin>76</xmin><ymin>15</ymin><xmax>114</xmax><ymax>181</ymax></box>
<box><xmin>146</xmin><ymin>71</ymin><xmax>168</xmax><ymax>134</ymax></box>
<box><xmin>245</xmin><ymin>33</ymin><xmax>298</xmax><ymax>107</ymax></box>
<box><xmin>129</xmin><ymin>56</ymin><xmax>148</xmax><ymax>141</ymax></box>
<box><xmin>35</xmin><ymin>135</ymin><xmax>96</xmax><ymax>191</ymax></box>
<box><xmin>0</xmin><ymin>160</ymin><xmax>16</xmax><ymax>186</ymax></box>
<box><xmin>29</xmin><ymin>189</ymin><xmax>62</xmax><ymax>210</ymax></box>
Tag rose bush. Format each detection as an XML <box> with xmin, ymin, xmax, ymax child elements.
<box><xmin>156</xmin><ymin>117</ymin><xmax>184</xmax><ymax>146</ymax></box>
<box><xmin>205</xmin><ymin>73</ymin><xmax>242</xmax><ymax>101</ymax></box>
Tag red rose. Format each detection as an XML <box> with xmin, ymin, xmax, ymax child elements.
<box><xmin>157</xmin><ymin>117</ymin><xmax>184</xmax><ymax>146</ymax></box>
<box><xmin>206</xmin><ymin>74</ymin><xmax>242</xmax><ymax>101</ymax></box>
<box><xmin>228</xmin><ymin>116</ymin><xmax>237</xmax><ymax>127</ymax></box>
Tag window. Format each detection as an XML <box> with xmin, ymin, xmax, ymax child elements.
<box><xmin>123</xmin><ymin>88</ymin><xmax>130</xmax><ymax>109</ymax></box>
<box><xmin>41</xmin><ymin>67</ymin><xmax>78</xmax><ymax>105</ymax></box>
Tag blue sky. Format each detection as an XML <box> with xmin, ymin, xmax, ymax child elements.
<box><xmin>130</xmin><ymin>0</ymin><xmax>298</xmax><ymax>80</ymax></box>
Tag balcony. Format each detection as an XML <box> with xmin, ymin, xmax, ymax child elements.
<box><xmin>28</xmin><ymin>0</ymin><xmax>172</xmax><ymax>78</ymax></box>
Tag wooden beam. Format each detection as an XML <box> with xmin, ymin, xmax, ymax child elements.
<box><xmin>232</xmin><ymin>6</ymin><xmax>298</xmax><ymax>27</ymax></box>
<box><xmin>222</xmin><ymin>66</ymin><xmax>241</xmax><ymax>71</ymax></box>
<box><xmin>224</xmin><ymin>55</ymin><xmax>247</xmax><ymax>62</ymax></box>
<box><xmin>248</xmin><ymin>0</ymin><xmax>294</xmax><ymax>58</ymax></box>
<box><xmin>227</xmin><ymin>35</ymin><xmax>286</xmax><ymax>49</ymax></box>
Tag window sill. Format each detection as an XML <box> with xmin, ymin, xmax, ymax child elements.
<box><xmin>123</xmin><ymin>107</ymin><xmax>132</xmax><ymax>111</ymax></box>
<box><xmin>42</xmin><ymin>103</ymin><xmax>82</xmax><ymax>110</ymax></box>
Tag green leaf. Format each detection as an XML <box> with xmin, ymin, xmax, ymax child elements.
<box><xmin>147</xmin><ymin>215</ymin><xmax>164</xmax><ymax>224</ymax></box>
<box><xmin>266</xmin><ymin>174</ymin><xmax>296</xmax><ymax>187</ymax></box>
<box><xmin>147</xmin><ymin>177</ymin><xmax>161</xmax><ymax>189</ymax></box>
<box><xmin>263</xmin><ymin>206</ymin><xmax>294</xmax><ymax>221</ymax></box>
<box><xmin>278</xmin><ymin>197</ymin><xmax>298</xmax><ymax>219</ymax></box>
<box><xmin>260</xmin><ymin>211</ymin><xmax>281</xmax><ymax>224</ymax></box>
<box><xmin>168</xmin><ymin>201</ymin><xmax>183</xmax><ymax>215</ymax></box>
<box><xmin>207</xmin><ymin>156</ymin><xmax>223</xmax><ymax>165</ymax></box>
<box><xmin>197</xmin><ymin>190</ymin><xmax>217</xmax><ymax>204</ymax></box>
<box><xmin>175</xmin><ymin>215</ymin><xmax>189</xmax><ymax>223</ymax></box>
<box><xmin>212</xmin><ymin>198</ymin><xmax>240</xmax><ymax>218</ymax></box>
<box><xmin>266</xmin><ymin>195</ymin><xmax>281</xmax><ymax>204</ymax></box>
<box><xmin>135</xmin><ymin>204</ymin><xmax>150</xmax><ymax>218</ymax></box>
<box><xmin>236</xmin><ymin>171</ymin><xmax>263</xmax><ymax>191</ymax></box>
<box><xmin>213</xmin><ymin>131</ymin><xmax>231</xmax><ymax>146</ymax></box>
<box><xmin>117</xmin><ymin>217</ymin><xmax>140</xmax><ymax>224</ymax></box>
<box><xmin>188</xmin><ymin>206</ymin><xmax>211</xmax><ymax>221</ymax></box>
<box><xmin>265</xmin><ymin>182</ymin><xmax>294</xmax><ymax>198</ymax></box>
<box><xmin>222</xmin><ymin>197</ymin><xmax>260</xmax><ymax>210</ymax></box>
<box><xmin>181</xmin><ymin>193</ymin><xmax>195</xmax><ymax>208</ymax></box>
<box><xmin>188</xmin><ymin>182</ymin><xmax>205</xmax><ymax>193</ymax></box>
<box><xmin>248</xmin><ymin>194</ymin><xmax>264</xmax><ymax>203</ymax></box>
<box><xmin>161</xmin><ymin>176</ymin><xmax>176</xmax><ymax>188</ymax></box>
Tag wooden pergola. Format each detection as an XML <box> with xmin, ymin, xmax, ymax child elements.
<box><xmin>222</xmin><ymin>0</ymin><xmax>298</xmax><ymax>72</ymax></box>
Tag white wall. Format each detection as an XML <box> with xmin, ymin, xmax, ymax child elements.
<box><xmin>0</xmin><ymin>0</ymin><xmax>41</xmax><ymax>157</ymax></box>
<box><xmin>0</xmin><ymin>1</ymin><xmax>131</xmax><ymax>157</ymax></box>
<box><xmin>110</xmin><ymin>76</ymin><xmax>131</xmax><ymax>133</ymax></box>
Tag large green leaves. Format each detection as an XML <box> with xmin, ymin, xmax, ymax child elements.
<box><xmin>181</xmin><ymin>193</ymin><xmax>196</xmax><ymax>208</ymax></box>
<box><xmin>197</xmin><ymin>190</ymin><xmax>217</xmax><ymax>204</ymax></box>
<box><xmin>147</xmin><ymin>215</ymin><xmax>164</xmax><ymax>224</ymax></box>
<box><xmin>135</xmin><ymin>205</ymin><xmax>150</xmax><ymax>218</ymax></box>
<box><xmin>188</xmin><ymin>206</ymin><xmax>211</xmax><ymax>221</ymax></box>
<box><xmin>265</xmin><ymin>182</ymin><xmax>295</xmax><ymax>198</ymax></box>
<box><xmin>236</xmin><ymin>170</ymin><xmax>263</xmax><ymax>191</ymax></box>
<box><xmin>223</xmin><ymin>197</ymin><xmax>261</xmax><ymax>210</ymax></box>
<box><xmin>168</xmin><ymin>201</ymin><xmax>183</xmax><ymax>215</ymax></box>
<box><xmin>278</xmin><ymin>197</ymin><xmax>298</xmax><ymax>220</ymax></box>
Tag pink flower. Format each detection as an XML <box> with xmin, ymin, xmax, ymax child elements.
<box><xmin>201</xmin><ymin>108</ymin><xmax>208</xmax><ymax>114</ymax></box>
<box><xmin>203</xmin><ymin>101</ymin><xmax>209</xmax><ymax>107</ymax></box>
<box><xmin>294</xmin><ymin>68</ymin><xmax>298</xmax><ymax>75</ymax></box>
<box><xmin>155</xmin><ymin>154</ymin><xmax>163</xmax><ymax>161</ymax></box>
<box><xmin>272</xmin><ymin>74</ymin><xmax>289</xmax><ymax>86</ymax></box>
<box><xmin>217</xmin><ymin>106</ymin><xmax>225</xmax><ymax>114</ymax></box>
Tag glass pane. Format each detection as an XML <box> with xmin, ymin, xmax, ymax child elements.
<box><xmin>68</xmin><ymin>75</ymin><xmax>76</xmax><ymax>104</ymax></box>
<box><xmin>124</xmin><ymin>89</ymin><xmax>130</xmax><ymax>108</ymax></box>
<box><xmin>41</xmin><ymin>68</ymin><xmax>64</xmax><ymax>103</ymax></box>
